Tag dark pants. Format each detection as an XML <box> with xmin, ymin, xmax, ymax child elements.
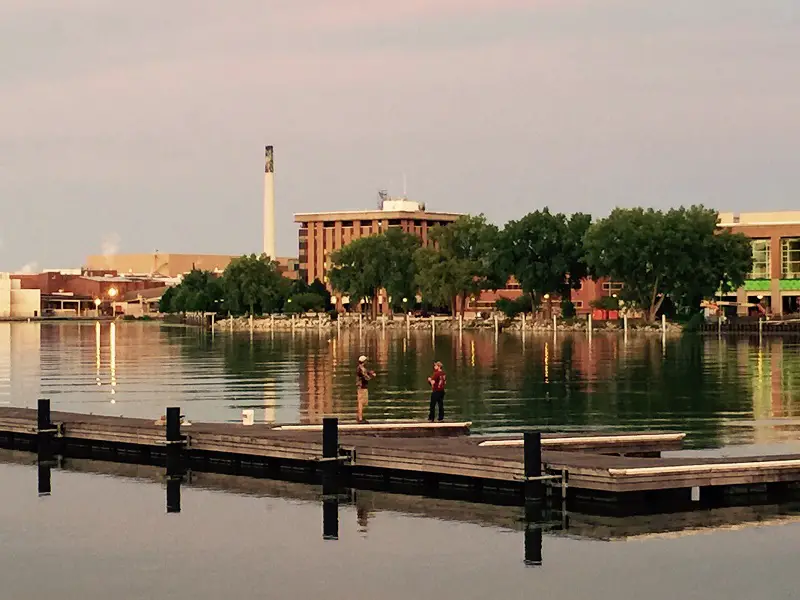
<box><xmin>428</xmin><ymin>390</ymin><xmax>445</xmax><ymax>422</ymax></box>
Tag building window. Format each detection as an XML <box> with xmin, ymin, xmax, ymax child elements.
<box><xmin>782</xmin><ymin>239</ymin><xmax>800</xmax><ymax>279</ymax></box>
<box><xmin>750</xmin><ymin>239</ymin><xmax>771</xmax><ymax>279</ymax></box>
<box><xmin>601</xmin><ymin>281</ymin><xmax>624</xmax><ymax>293</ymax></box>
<box><xmin>573</xmin><ymin>301</ymin><xmax>584</xmax><ymax>308</ymax></box>
<box><xmin>341</xmin><ymin>220</ymin><xmax>353</xmax><ymax>227</ymax></box>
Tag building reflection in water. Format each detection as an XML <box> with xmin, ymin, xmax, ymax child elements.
<box><xmin>0</xmin><ymin>321</ymin><xmax>41</xmax><ymax>406</ymax></box>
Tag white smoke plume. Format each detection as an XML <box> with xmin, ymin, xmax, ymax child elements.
<box><xmin>101</xmin><ymin>233</ymin><xmax>121</xmax><ymax>256</ymax></box>
<box><xmin>18</xmin><ymin>262</ymin><xmax>38</xmax><ymax>274</ymax></box>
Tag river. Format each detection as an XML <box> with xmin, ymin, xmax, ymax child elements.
<box><xmin>2</xmin><ymin>320</ymin><xmax>800</xmax><ymax>449</ymax></box>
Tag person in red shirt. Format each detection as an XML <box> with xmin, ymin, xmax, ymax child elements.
<box><xmin>427</xmin><ymin>361</ymin><xmax>446</xmax><ymax>422</ymax></box>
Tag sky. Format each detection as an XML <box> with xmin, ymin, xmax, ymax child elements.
<box><xmin>1</xmin><ymin>0</ymin><xmax>799</xmax><ymax>272</ymax></box>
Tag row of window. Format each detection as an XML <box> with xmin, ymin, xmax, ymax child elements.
<box><xmin>750</xmin><ymin>239</ymin><xmax>800</xmax><ymax>279</ymax></box>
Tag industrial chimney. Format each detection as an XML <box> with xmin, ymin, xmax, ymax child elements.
<box><xmin>263</xmin><ymin>145</ymin><xmax>276</xmax><ymax>259</ymax></box>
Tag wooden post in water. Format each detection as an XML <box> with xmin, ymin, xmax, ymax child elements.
<box><xmin>229</xmin><ymin>312</ymin><xmax>233</xmax><ymax>333</ymax></box>
<box><xmin>661</xmin><ymin>314</ymin><xmax>666</xmax><ymax>347</ymax></box>
<box><xmin>359</xmin><ymin>313</ymin><xmax>363</xmax><ymax>335</ymax></box>
<box><xmin>623</xmin><ymin>313</ymin><xmax>629</xmax><ymax>343</ymax></box>
<box><xmin>165</xmin><ymin>407</ymin><xmax>185</xmax><ymax>514</ymax></box>
<box><xmin>271</xmin><ymin>314</ymin><xmax>275</xmax><ymax>331</ymax></box>
<box><xmin>759</xmin><ymin>317</ymin><xmax>763</xmax><ymax>344</ymax></box>
<box><xmin>521</xmin><ymin>312</ymin><xmax>526</xmax><ymax>331</ymax></box>
<box><xmin>588</xmin><ymin>314</ymin><xmax>593</xmax><ymax>341</ymax></box>
<box><xmin>552</xmin><ymin>314</ymin><xmax>557</xmax><ymax>333</ymax></box>
<box><xmin>494</xmin><ymin>314</ymin><xmax>499</xmax><ymax>338</ymax></box>
<box><xmin>37</xmin><ymin>398</ymin><xmax>56</xmax><ymax>496</ymax></box>
<box><xmin>431</xmin><ymin>315</ymin><xmax>435</xmax><ymax>337</ymax></box>
<box><xmin>406</xmin><ymin>313</ymin><xmax>410</xmax><ymax>336</ymax></box>
<box><xmin>523</xmin><ymin>431</ymin><xmax>543</xmax><ymax>503</ymax></box>
<box><xmin>321</xmin><ymin>417</ymin><xmax>340</xmax><ymax>540</ymax></box>
<box><xmin>458</xmin><ymin>314</ymin><xmax>463</xmax><ymax>334</ymax></box>
<box><xmin>249</xmin><ymin>314</ymin><xmax>254</xmax><ymax>335</ymax></box>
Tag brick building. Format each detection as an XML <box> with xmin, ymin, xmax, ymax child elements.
<box><xmin>294</xmin><ymin>196</ymin><xmax>462</xmax><ymax>289</ymax></box>
<box><xmin>718</xmin><ymin>211</ymin><xmax>800</xmax><ymax>316</ymax></box>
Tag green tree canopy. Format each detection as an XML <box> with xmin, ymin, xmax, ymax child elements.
<box><xmin>499</xmin><ymin>209</ymin><xmax>592</xmax><ymax>312</ymax></box>
<box><xmin>222</xmin><ymin>254</ymin><xmax>288</xmax><ymax>315</ymax></box>
<box><xmin>328</xmin><ymin>229</ymin><xmax>420</xmax><ymax>318</ymax></box>
<box><xmin>161</xmin><ymin>269</ymin><xmax>223</xmax><ymax>313</ymax></box>
<box><xmin>414</xmin><ymin>215</ymin><xmax>502</xmax><ymax>315</ymax></box>
<box><xmin>584</xmin><ymin>206</ymin><xmax>752</xmax><ymax>321</ymax></box>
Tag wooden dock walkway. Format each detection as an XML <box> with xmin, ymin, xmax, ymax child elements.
<box><xmin>2</xmin><ymin>404</ymin><xmax>800</xmax><ymax>514</ymax></box>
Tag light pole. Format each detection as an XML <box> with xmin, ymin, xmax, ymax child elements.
<box><xmin>94</xmin><ymin>298</ymin><xmax>101</xmax><ymax>317</ymax></box>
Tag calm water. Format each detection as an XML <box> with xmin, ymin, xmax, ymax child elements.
<box><xmin>2</xmin><ymin>321</ymin><xmax>800</xmax><ymax>448</ymax></box>
<box><xmin>1</xmin><ymin>455</ymin><xmax>799</xmax><ymax>600</ymax></box>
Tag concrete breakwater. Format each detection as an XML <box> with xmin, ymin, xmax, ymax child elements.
<box><xmin>211</xmin><ymin>314</ymin><xmax>684</xmax><ymax>334</ymax></box>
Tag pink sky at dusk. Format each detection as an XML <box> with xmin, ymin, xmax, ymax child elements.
<box><xmin>1</xmin><ymin>0</ymin><xmax>798</xmax><ymax>270</ymax></box>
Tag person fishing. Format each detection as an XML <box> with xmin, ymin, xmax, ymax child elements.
<box><xmin>427</xmin><ymin>361</ymin><xmax>446</xmax><ymax>422</ymax></box>
<box><xmin>356</xmin><ymin>355</ymin><xmax>376</xmax><ymax>424</ymax></box>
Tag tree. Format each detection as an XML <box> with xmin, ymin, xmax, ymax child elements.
<box><xmin>162</xmin><ymin>269</ymin><xmax>223</xmax><ymax>313</ymax></box>
<box><xmin>498</xmin><ymin>209</ymin><xmax>591</xmax><ymax>315</ymax></box>
<box><xmin>329</xmin><ymin>229</ymin><xmax>420</xmax><ymax>318</ymax></box>
<box><xmin>584</xmin><ymin>206</ymin><xmax>752</xmax><ymax>321</ymax></box>
<box><xmin>415</xmin><ymin>215</ymin><xmax>502</xmax><ymax>315</ymax></box>
<box><xmin>223</xmin><ymin>254</ymin><xmax>288</xmax><ymax>315</ymax></box>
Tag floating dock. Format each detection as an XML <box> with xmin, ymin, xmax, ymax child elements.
<box><xmin>1</xmin><ymin>403</ymin><xmax>799</xmax><ymax>515</ymax></box>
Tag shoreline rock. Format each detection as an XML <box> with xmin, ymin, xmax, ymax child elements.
<box><xmin>211</xmin><ymin>314</ymin><xmax>684</xmax><ymax>334</ymax></box>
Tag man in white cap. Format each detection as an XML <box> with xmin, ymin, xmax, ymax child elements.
<box><xmin>356</xmin><ymin>355</ymin><xmax>376</xmax><ymax>423</ymax></box>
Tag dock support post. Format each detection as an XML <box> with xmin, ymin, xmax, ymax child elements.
<box><xmin>552</xmin><ymin>314</ymin><xmax>557</xmax><ymax>332</ymax></box>
<box><xmin>524</xmin><ymin>431</ymin><xmax>543</xmax><ymax>502</ymax></box>
<box><xmin>431</xmin><ymin>315</ymin><xmax>435</xmax><ymax>337</ymax></box>
<box><xmin>165</xmin><ymin>407</ymin><xmax>186</xmax><ymax>514</ymax></box>
<box><xmin>37</xmin><ymin>400</ymin><xmax>56</xmax><ymax>496</ymax></box>
<box><xmin>494</xmin><ymin>314</ymin><xmax>499</xmax><ymax>338</ymax></box>
<box><xmin>759</xmin><ymin>317</ymin><xmax>763</xmax><ymax>344</ymax></box>
<box><xmin>321</xmin><ymin>417</ymin><xmax>340</xmax><ymax>540</ymax></box>
<box><xmin>322</xmin><ymin>417</ymin><xmax>339</xmax><ymax>462</ymax></box>
<box><xmin>406</xmin><ymin>313</ymin><xmax>410</xmax><ymax>337</ymax></box>
<box><xmin>662</xmin><ymin>314</ymin><xmax>666</xmax><ymax>336</ymax></box>
<box><xmin>249</xmin><ymin>314</ymin><xmax>254</xmax><ymax>335</ymax></box>
<box><xmin>458</xmin><ymin>313</ymin><xmax>463</xmax><ymax>334</ymax></box>
<box><xmin>229</xmin><ymin>312</ymin><xmax>233</xmax><ymax>333</ymax></box>
<box><xmin>588</xmin><ymin>314</ymin><xmax>593</xmax><ymax>340</ymax></box>
<box><xmin>271</xmin><ymin>314</ymin><xmax>275</xmax><ymax>331</ymax></box>
<box><xmin>521</xmin><ymin>312</ymin><xmax>526</xmax><ymax>330</ymax></box>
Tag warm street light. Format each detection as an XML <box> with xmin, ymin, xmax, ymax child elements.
<box><xmin>108</xmin><ymin>287</ymin><xmax>118</xmax><ymax>298</ymax></box>
<box><xmin>94</xmin><ymin>298</ymin><xmax>101</xmax><ymax>308</ymax></box>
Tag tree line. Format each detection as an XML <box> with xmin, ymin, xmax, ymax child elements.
<box><xmin>328</xmin><ymin>205</ymin><xmax>753</xmax><ymax>322</ymax></box>
<box><xmin>159</xmin><ymin>254</ymin><xmax>331</xmax><ymax>316</ymax></box>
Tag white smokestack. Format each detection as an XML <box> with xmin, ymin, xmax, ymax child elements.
<box><xmin>263</xmin><ymin>145</ymin><xmax>276</xmax><ymax>259</ymax></box>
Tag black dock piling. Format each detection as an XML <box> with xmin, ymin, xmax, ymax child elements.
<box><xmin>165</xmin><ymin>407</ymin><xmax>186</xmax><ymax>514</ymax></box>
<box><xmin>321</xmin><ymin>417</ymin><xmax>339</xmax><ymax>495</ymax></box>
<box><xmin>321</xmin><ymin>417</ymin><xmax>340</xmax><ymax>539</ymax></box>
<box><xmin>166</xmin><ymin>407</ymin><xmax>182</xmax><ymax>443</ymax></box>
<box><xmin>37</xmin><ymin>399</ymin><xmax>51</xmax><ymax>433</ymax></box>
<box><xmin>523</xmin><ymin>431</ymin><xmax>543</xmax><ymax>503</ymax></box>
<box><xmin>322</xmin><ymin>417</ymin><xmax>338</xmax><ymax>461</ymax></box>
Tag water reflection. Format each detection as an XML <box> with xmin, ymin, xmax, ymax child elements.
<box><xmin>12</xmin><ymin>449</ymin><xmax>800</xmax><ymax>575</ymax></box>
<box><xmin>6</xmin><ymin>323</ymin><xmax>800</xmax><ymax>447</ymax></box>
